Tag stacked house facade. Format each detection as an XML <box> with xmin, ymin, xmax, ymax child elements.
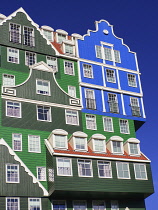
<box><xmin>0</xmin><ymin>8</ymin><xmax>154</xmax><ymax>210</ymax></box>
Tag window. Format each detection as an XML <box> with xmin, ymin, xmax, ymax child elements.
<box><xmin>98</xmin><ymin>161</ymin><xmax>112</xmax><ymax>178</ymax></box>
<box><xmin>65</xmin><ymin>109</ymin><xmax>79</xmax><ymax>125</ymax></box>
<box><xmin>7</xmin><ymin>48</ymin><xmax>19</xmax><ymax>64</ymax></box>
<box><xmin>85</xmin><ymin>89</ymin><xmax>96</xmax><ymax>110</ymax></box>
<box><xmin>6</xmin><ymin>101</ymin><xmax>21</xmax><ymax>118</ymax></box>
<box><xmin>104</xmin><ymin>47</ymin><xmax>113</xmax><ymax>61</ymax></box>
<box><xmin>95</xmin><ymin>45</ymin><xmax>102</xmax><ymax>59</ymax></box>
<box><xmin>3</xmin><ymin>74</ymin><xmax>15</xmax><ymax>86</ymax></box>
<box><xmin>129</xmin><ymin>143</ymin><xmax>139</xmax><ymax>155</ymax></box>
<box><xmin>134</xmin><ymin>163</ymin><xmax>147</xmax><ymax>180</ymax></box>
<box><xmin>23</xmin><ymin>26</ymin><xmax>35</xmax><ymax>46</ymax></box>
<box><xmin>119</xmin><ymin>119</ymin><xmax>129</xmax><ymax>134</ymax></box>
<box><xmin>112</xmin><ymin>141</ymin><xmax>123</xmax><ymax>154</ymax></box>
<box><xmin>103</xmin><ymin>117</ymin><xmax>114</xmax><ymax>132</ymax></box>
<box><xmin>111</xmin><ymin>200</ymin><xmax>119</xmax><ymax>210</ymax></box>
<box><xmin>28</xmin><ymin>135</ymin><xmax>41</xmax><ymax>153</ymax></box>
<box><xmin>73</xmin><ymin>201</ymin><xmax>86</xmax><ymax>210</ymax></box>
<box><xmin>37</xmin><ymin>105</ymin><xmax>51</xmax><ymax>122</ymax></box>
<box><xmin>75</xmin><ymin>137</ymin><xmax>86</xmax><ymax>150</ymax></box>
<box><xmin>86</xmin><ymin>114</ymin><xmax>96</xmax><ymax>130</ymax></box>
<box><xmin>114</xmin><ymin>50</ymin><xmax>121</xmax><ymax>63</ymax></box>
<box><xmin>43</xmin><ymin>30</ymin><xmax>52</xmax><ymax>41</ymax></box>
<box><xmin>47</xmin><ymin>56</ymin><xmax>57</xmax><ymax>71</ymax></box>
<box><xmin>94</xmin><ymin>139</ymin><xmax>105</xmax><ymax>153</ymax></box>
<box><xmin>128</xmin><ymin>74</ymin><xmax>137</xmax><ymax>87</ymax></box>
<box><xmin>65</xmin><ymin>44</ymin><xmax>74</xmax><ymax>55</ymax></box>
<box><xmin>6</xmin><ymin>197</ymin><xmax>20</xmax><ymax>210</ymax></box>
<box><xmin>68</xmin><ymin>86</ymin><xmax>76</xmax><ymax>97</ymax></box>
<box><xmin>116</xmin><ymin>162</ymin><xmax>130</xmax><ymax>179</ymax></box>
<box><xmin>130</xmin><ymin>97</ymin><xmax>140</xmax><ymax>117</ymax></box>
<box><xmin>36</xmin><ymin>79</ymin><xmax>50</xmax><ymax>95</ymax></box>
<box><xmin>48</xmin><ymin>168</ymin><xmax>54</xmax><ymax>182</ymax></box>
<box><xmin>37</xmin><ymin>167</ymin><xmax>46</xmax><ymax>181</ymax></box>
<box><xmin>108</xmin><ymin>93</ymin><xmax>119</xmax><ymax>113</ymax></box>
<box><xmin>54</xmin><ymin>135</ymin><xmax>67</xmax><ymax>149</ymax></box>
<box><xmin>6</xmin><ymin>164</ymin><xmax>19</xmax><ymax>183</ymax></box>
<box><xmin>53</xmin><ymin>201</ymin><xmax>66</xmax><ymax>210</ymax></box>
<box><xmin>12</xmin><ymin>133</ymin><xmax>22</xmax><ymax>151</ymax></box>
<box><xmin>106</xmin><ymin>69</ymin><xmax>116</xmax><ymax>83</ymax></box>
<box><xmin>25</xmin><ymin>52</ymin><xmax>36</xmax><ymax>66</ymax></box>
<box><xmin>56</xmin><ymin>157</ymin><xmax>72</xmax><ymax>176</ymax></box>
<box><xmin>28</xmin><ymin>198</ymin><xmax>41</xmax><ymax>210</ymax></box>
<box><xmin>83</xmin><ymin>64</ymin><xmax>93</xmax><ymax>78</ymax></box>
<box><xmin>9</xmin><ymin>23</ymin><xmax>21</xmax><ymax>43</ymax></box>
<box><xmin>64</xmin><ymin>61</ymin><xmax>74</xmax><ymax>75</ymax></box>
<box><xmin>58</xmin><ymin>33</ymin><xmax>66</xmax><ymax>43</ymax></box>
<box><xmin>93</xmin><ymin>201</ymin><xmax>105</xmax><ymax>210</ymax></box>
<box><xmin>78</xmin><ymin>159</ymin><xmax>92</xmax><ymax>177</ymax></box>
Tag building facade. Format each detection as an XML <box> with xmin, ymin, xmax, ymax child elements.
<box><xmin>0</xmin><ymin>8</ymin><xmax>154</xmax><ymax>210</ymax></box>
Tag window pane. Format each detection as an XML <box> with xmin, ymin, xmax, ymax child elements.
<box><xmin>6</xmin><ymin>101</ymin><xmax>21</xmax><ymax>118</ymax></box>
<box><xmin>3</xmin><ymin>74</ymin><xmax>15</xmax><ymax>86</ymax></box>
<box><xmin>106</xmin><ymin>69</ymin><xmax>116</xmax><ymax>83</ymax></box>
<box><xmin>78</xmin><ymin>159</ymin><xmax>92</xmax><ymax>177</ymax></box>
<box><xmin>29</xmin><ymin>198</ymin><xmax>41</xmax><ymax>210</ymax></box>
<box><xmin>57</xmin><ymin>158</ymin><xmax>71</xmax><ymax>176</ymax></box>
<box><xmin>37</xmin><ymin>106</ymin><xmax>51</xmax><ymax>121</ymax></box>
<box><xmin>55</xmin><ymin>135</ymin><xmax>66</xmax><ymax>148</ymax></box>
<box><xmin>83</xmin><ymin>64</ymin><xmax>93</xmax><ymax>78</ymax></box>
<box><xmin>53</xmin><ymin>201</ymin><xmax>66</xmax><ymax>210</ymax></box>
<box><xmin>117</xmin><ymin>162</ymin><xmax>130</xmax><ymax>179</ymax></box>
<box><xmin>98</xmin><ymin>161</ymin><xmax>112</xmax><ymax>178</ymax></box>
<box><xmin>119</xmin><ymin>119</ymin><xmax>129</xmax><ymax>134</ymax></box>
<box><xmin>86</xmin><ymin>115</ymin><xmax>96</xmax><ymax>130</ymax></box>
<box><xmin>23</xmin><ymin>26</ymin><xmax>34</xmax><ymax>47</ymax></box>
<box><xmin>6</xmin><ymin>164</ymin><xmax>19</xmax><ymax>183</ymax></box>
<box><xmin>47</xmin><ymin>56</ymin><xmax>57</xmax><ymax>70</ymax></box>
<box><xmin>103</xmin><ymin>117</ymin><xmax>113</xmax><ymax>132</ymax></box>
<box><xmin>128</xmin><ymin>74</ymin><xmax>137</xmax><ymax>87</ymax></box>
<box><xmin>9</xmin><ymin>23</ymin><xmax>21</xmax><ymax>43</ymax></box>
<box><xmin>65</xmin><ymin>109</ymin><xmax>78</xmax><ymax>125</ymax></box>
<box><xmin>37</xmin><ymin>167</ymin><xmax>46</xmax><ymax>181</ymax></box>
<box><xmin>6</xmin><ymin>198</ymin><xmax>19</xmax><ymax>210</ymax></box>
<box><xmin>75</xmin><ymin>137</ymin><xmax>86</xmax><ymax>150</ymax></box>
<box><xmin>13</xmin><ymin>133</ymin><xmax>22</xmax><ymax>151</ymax></box>
<box><xmin>28</xmin><ymin>135</ymin><xmax>40</xmax><ymax>153</ymax></box>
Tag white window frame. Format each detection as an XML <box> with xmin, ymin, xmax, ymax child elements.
<box><xmin>28</xmin><ymin>198</ymin><xmax>41</xmax><ymax>210</ymax></box>
<box><xmin>9</xmin><ymin>22</ymin><xmax>21</xmax><ymax>43</ymax></box>
<box><xmin>43</xmin><ymin>29</ymin><xmax>53</xmax><ymax>41</ymax></box>
<box><xmin>74</xmin><ymin>136</ymin><xmax>87</xmax><ymax>151</ymax></box>
<box><xmin>28</xmin><ymin>135</ymin><xmax>41</xmax><ymax>153</ymax></box>
<box><xmin>7</xmin><ymin>47</ymin><xmax>19</xmax><ymax>64</ymax></box>
<box><xmin>64</xmin><ymin>44</ymin><xmax>75</xmax><ymax>55</ymax></box>
<box><xmin>57</xmin><ymin>33</ymin><xmax>67</xmax><ymax>43</ymax></box>
<box><xmin>65</xmin><ymin>109</ymin><xmax>79</xmax><ymax>126</ymax></box>
<box><xmin>6</xmin><ymin>101</ymin><xmax>21</xmax><ymax>118</ymax></box>
<box><xmin>48</xmin><ymin>168</ymin><xmax>54</xmax><ymax>182</ymax></box>
<box><xmin>83</xmin><ymin>64</ymin><xmax>93</xmax><ymax>78</ymax></box>
<box><xmin>85</xmin><ymin>114</ymin><xmax>97</xmax><ymax>130</ymax></box>
<box><xmin>127</xmin><ymin>73</ymin><xmax>137</xmax><ymax>87</ymax></box>
<box><xmin>129</xmin><ymin>143</ymin><xmax>140</xmax><ymax>156</ymax></box>
<box><xmin>23</xmin><ymin>26</ymin><xmax>35</xmax><ymax>47</ymax></box>
<box><xmin>52</xmin><ymin>200</ymin><xmax>66</xmax><ymax>210</ymax></box>
<box><xmin>111</xmin><ymin>200</ymin><xmax>119</xmax><ymax>210</ymax></box>
<box><xmin>12</xmin><ymin>133</ymin><xmax>22</xmax><ymax>151</ymax></box>
<box><xmin>93</xmin><ymin>139</ymin><xmax>106</xmax><ymax>153</ymax></box>
<box><xmin>85</xmin><ymin>89</ymin><xmax>96</xmax><ymax>110</ymax></box>
<box><xmin>36</xmin><ymin>79</ymin><xmax>51</xmax><ymax>96</ymax></box>
<box><xmin>119</xmin><ymin>119</ymin><xmax>130</xmax><ymax>134</ymax></box>
<box><xmin>116</xmin><ymin>162</ymin><xmax>130</xmax><ymax>179</ymax></box>
<box><xmin>73</xmin><ymin>201</ymin><xmax>87</xmax><ymax>210</ymax></box>
<box><xmin>46</xmin><ymin>56</ymin><xmax>57</xmax><ymax>71</ymax></box>
<box><xmin>3</xmin><ymin>74</ymin><xmax>15</xmax><ymax>86</ymax></box>
<box><xmin>97</xmin><ymin>160</ymin><xmax>112</xmax><ymax>178</ymax></box>
<box><xmin>95</xmin><ymin>45</ymin><xmax>102</xmax><ymax>59</ymax></box>
<box><xmin>25</xmin><ymin>51</ymin><xmax>36</xmax><ymax>66</ymax></box>
<box><xmin>77</xmin><ymin>159</ymin><xmax>93</xmax><ymax>177</ymax></box>
<box><xmin>53</xmin><ymin>134</ymin><xmax>68</xmax><ymax>150</ymax></box>
<box><xmin>103</xmin><ymin>117</ymin><xmax>114</xmax><ymax>132</ymax></box>
<box><xmin>56</xmin><ymin>157</ymin><xmax>72</xmax><ymax>176</ymax></box>
<box><xmin>6</xmin><ymin>197</ymin><xmax>20</xmax><ymax>210</ymax></box>
<box><xmin>6</xmin><ymin>164</ymin><xmax>19</xmax><ymax>183</ymax></box>
<box><xmin>37</xmin><ymin>105</ymin><xmax>51</xmax><ymax>122</ymax></box>
<box><xmin>112</xmin><ymin>141</ymin><xmax>124</xmax><ymax>154</ymax></box>
<box><xmin>68</xmin><ymin>86</ymin><xmax>76</xmax><ymax>98</ymax></box>
<box><xmin>134</xmin><ymin>163</ymin><xmax>148</xmax><ymax>180</ymax></box>
<box><xmin>106</xmin><ymin>69</ymin><xmax>116</xmax><ymax>83</ymax></box>
<box><xmin>64</xmin><ymin>61</ymin><xmax>75</xmax><ymax>75</ymax></box>
<box><xmin>37</xmin><ymin>166</ymin><xmax>47</xmax><ymax>181</ymax></box>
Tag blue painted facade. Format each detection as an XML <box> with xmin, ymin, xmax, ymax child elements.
<box><xmin>77</xmin><ymin>20</ymin><xmax>145</xmax><ymax>125</ymax></box>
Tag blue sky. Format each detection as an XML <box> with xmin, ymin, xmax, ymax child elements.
<box><xmin>1</xmin><ymin>0</ymin><xmax>158</xmax><ymax>209</ymax></box>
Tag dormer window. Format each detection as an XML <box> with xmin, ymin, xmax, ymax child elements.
<box><xmin>112</xmin><ymin>141</ymin><xmax>122</xmax><ymax>153</ymax></box>
<box><xmin>41</xmin><ymin>26</ymin><xmax>54</xmax><ymax>41</ymax></box>
<box><xmin>75</xmin><ymin>137</ymin><xmax>86</xmax><ymax>150</ymax></box>
<box><xmin>88</xmin><ymin>134</ymin><xmax>106</xmax><ymax>153</ymax></box>
<box><xmin>94</xmin><ymin>139</ymin><xmax>105</xmax><ymax>153</ymax></box>
<box><xmin>124</xmin><ymin>138</ymin><xmax>140</xmax><ymax>156</ymax></box>
<box><xmin>65</xmin><ymin>44</ymin><xmax>74</xmax><ymax>55</ymax></box>
<box><xmin>68</xmin><ymin>131</ymin><xmax>88</xmax><ymax>151</ymax></box>
<box><xmin>58</xmin><ymin>33</ymin><xmax>66</xmax><ymax>43</ymax></box>
<box><xmin>56</xmin><ymin>29</ymin><xmax>68</xmax><ymax>43</ymax></box>
<box><xmin>106</xmin><ymin>136</ymin><xmax>124</xmax><ymax>155</ymax></box>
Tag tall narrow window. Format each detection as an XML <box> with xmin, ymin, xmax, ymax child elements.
<box><xmin>6</xmin><ymin>101</ymin><xmax>21</xmax><ymax>118</ymax></box>
<box><xmin>106</xmin><ymin>69</ymin><xmax>116</xmax><ymax>83</ymax></box>
<box><xmin>93</xmin><ymin>201</ymin><xmax>105</xmax><ymax>210</ymax></box>
<box><xmin>23</xmin><ymin>26</ymin><xmax>35</xmax><ymax>47</ymax></box>
<box><xmin>56</xmin><ymin>157</ymin><xmax>72</xmax><ymax>176</ymax></box>
<box><xmin>95</xmin><ymin>45</ymin><xmax>102</xmax><ymax>59</ymax></box>
<box><xmin>98</xmin><ymin>161</ymin><xmax>112</xmax><ymax>178</ymax></box>
<box><xmin>64</xmin><ymin>61</ymin><xmax>74</xmax><ymax>75</ymax></box>
<box><xmin>47</xmin><ymin>56</ymin><xmax>57</xmax><ymax>71</ymax></box>
<box><xmin>6</xmin><ymin>197</ymin><xmax>20</xmax><ymax>210</ymax></box>
<box><xmin>83</xmin><ymin>64</ymin><xmax>93</xmax><ymax>78</ymax></box>
<box><xmin>134</xmin><ymin>163</ymin><xmax>147</xmax><ymax>180</ymax></box>
<box><xmin>116</xmin><ymin>162</ymin><xmax>130</xmax><ymax>179</ymax></box>
<box><xmin>53</xmin><ymin>201</ymin><xmax>66</xmax><ymax>210</ymax></box>
<box><xmin>7</xmin><ymin>48</ymin><xmax>19</xmax><ymax>64</ymax></box>
<box><xmin>85</xmin><ymin>89</ymin><xmax>96</xmax><ymax>110</ymax></box>
<box><xmin>36</xmin><ymin>79</ymin><xmax>50</xmax><ymax>95</ymax></box>
<box><xmin>86</xmin><ymin>114</ymin><xmax>96</xmax><ymax>130</ymax></box>
<box><xmin>68</xmin><ymin>86</ymin><xmax>76</xmax><ymax>97</ymax></box>
<box><xmin>3</xmin><ymin>74</ymin><xmax>15</xmax><ymax>86</ymax></box>
<box><xmin>37</xmin><ymin>106</ymin><xmax>51</xmax><ymax>122</ymax></box>
<box><xmin>12</xmin><ymin>133</ymin><xmax>22</xmax><ymax>151</ymax></box>
<box><xmin>6</xmin><ymin>164</ymin><xmax>19</xmax><ymax>183</ymax></box>
<box><xmin>65</xmin><ymin>109</ymin><xmax>79</xmax><ymax>125</ymax></box>
<box><xmin>9</xmin><ymin>23</ymin><xmax>21</xmax><ymax>43</ymax></box>
<box><xmin>73</xmin><ymin>201</ymin><xmax>86</xmax><ymax>210</ymax></box>
<box><xmin>119</xmin><ymin>119</ymin><xmax>129</xmax><ymax>134</ymax></box>
<box><xmin>78</xmin><ymin>159</ymin><xmax>92</xmax><ymax>177</ymax></box>
<box><xmin>130</xmin><ymin>97</ymin><xmax>140</xmax><ymax>117</ymax></box>
<box><xmin>114</xmin><ymin>50</ymin><xmax>121</xmax><ymax>63</ymax></box>
<box><xmin>108</xmin><ymin>93</ymin><xmax>119</xmax><ymax>113</ymax></box>
<box><xmin>48</xmin><ymin>168</ymin><xmax>54</xmax><ymax>182</ymax></box>
<box><xmin>104</xmin><ymin>47</ymin><xmax>112</xmax><ymax>61</ymax></box>
<box><xmin>28</xmin><ymin>135</ymin><xmax>41</xmax><ymax>153</ymax></box>
<box><xmin>28</xmin><ymin>198</ymin><xmax>41</xmax><ymax>210</ymax></box>
<box><xmin>128</xmin><ymin>74</ymin><xmax>137</xmax><ymax>87</ymax></box>
<box><xmin>37</xmin><ymin>167</ymin><xmax>46</xmax><ymax>181</ymax></box>
<box><xmin>103</xmin><ymin>117</ymin><xmax>114</xmax><ymax>132</ymax></box>
<box><xmin>25</xmin><ymin>52</ymin><xmax>36</xmax><ymax>66</ymax></box>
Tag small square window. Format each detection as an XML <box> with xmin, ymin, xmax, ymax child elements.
<box><xmin>37</xmin><ymin>167</ymin><xmax>46</xmax><ymax>181</ymax></box>
<box><xmin>93</xmin><ymin>139</ymin><xmax>105</xmax><ymax>153</ymax></box>
<box><xmin>68</xmin><ymin>86</ymin><xmax>76</xmax><ymax>97</ymax></box>
<box><xmin>58</xmin><ymin>33</ymin><xmax>66</xmax><ymax>43</ymax></box>
<box><xmin>25</xmin><ymin>52</ymin><xmax>36</xmax><ymax>66</ymax></box>
<box><xmin>47</xmin><ymin>56</ymin><xmax>57</xmax><ymax>71</ymax></box>
<box><xmin>6</xmin><ymin>164</ymin><xmax>19</xmax><ymax>183</ymax></box>
<box><xmin>103</xmin><ymin>117</ymin><xmax>114</xmax><ymax>132</ymax></box>
<box><xmin>12</xmin><ymin>133</ymin><xmax>22</xmax><ymax>151</ymax></box>
<box><xmin>73</xmin><ymin>201</ymin><xmax>86</xmax><ymax>210</ymax></box>
<box><xmin>6</xmin><ymin>101</ymin><xmax>21</xmax><ymax>118</ymax></box>
<box><xmin>98</xmin><ymin>161</ymin><xmax>112</xmax><ymax>178</ymax></box>
<box><xmin>56</xmin><ymin>157</ymin><xmax>72</xmax><ymax>176</ymax></box>
<box><xmin>106</xmin><ymin>69</ymin><xmax>116</xmax><ymax>83</ymax></box>
<box><xmin>64</xmin><ymin>61</ymin><xmax>74</xmax><ymax>75</ymax></box>
<box><xmin>112</xmin><ymin>141</ymin><xmax>123</xmax><ymax>154</ymax></box>
<box><xmin>9</xmin><ymin>23</ymin><xmax>21</xmax><ymax>43</ymax></box>
<box><xmin>78</xmin><ymin>159</ymin><xmax>93</xmax><ymax>177</ymax></box>
<box><xmin>36</xmin><ymin>79</ymin><xmax>50</xmax><ymax>95</ymax></box>
<box><xmin>128</xmin><ymin>74</ymin><xmax>137</xmax><ymax>87</ymax></box>
<box><xmin>3</xmin><ymin>74</ymin><xmax>15</xmax><ymax>86</ymax></box>
<box><xmin>28</xmin><ymin>135</ymin><xmax>41</xmax><ymax>153</ymax></box>
<box><xmin>7</xmin><ymin>48</ymin><xmax>19</xmax><ymax>64</ymax></box>
<box><xmin>75</xmin><ymin>137</ymin><xmax>86</xmax><ymax>150</ymax></box>
<box><xmin>134</xmin><ymin>163</ymin><xmax>147</xmax><ymax>180</ymax></box>
<box><xmin>65</xmin><ymin>44</ymin><xmax>74</xmax><ymax>55</ymax></box>
<box><xmin>65</xmin><ymin>109</ymin><xmax>79</xmax><ymax>125</ymax></box>
<box><xmin>37</xmin><ymin>105</ymin><xmax>51</xmax><ymax>122</ymax></box>
<box><xmin>28</xmin><ymin>198</ymin><xmax>41</xmax><ymax>210</ymax></box>
<box><xmin>54</xmin><ymin>135</ymin><xmax>67</xmax><ymax>149</ymax></box>
<box><xmin>86</xmin><ymin>114</ymin><xmax>97</xmax><ymax>130</ymax></box>
<box><xmin>116</xmin><ymin>162</ymin><xmax>130</xmax><ymax>179</ymax></box>
<box><xmin>119</xmin><ymin>119</ymin><xmax>130</xmax><ymax>134</ymax></box>
<box><xmin>6</xmin><ymin>197</ymin><xmax>20</xmax><ymax>210</ymax></box>
<box><xmin>129</xmin><ymin>143</ymin><xmax>139</xmax><ymax>155</ymax></box>
<box><xmin>83</xmin><ymin>64</ymin><xmax>93</xmax><ymax>78</ymax></box>
<box><xmin>23</xmin><ymin>26</ymin><xmax>35</xmax><ymax>47</ymax></box>
<box><xmin>43</xmin><ymin>30</ymin><xmax>53</xmax><ymax>41</ymax></box>
<box><xmin>52</xmin><ymin>201</ymin><xmax>66</xmax><ymax>210</ymax></box>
